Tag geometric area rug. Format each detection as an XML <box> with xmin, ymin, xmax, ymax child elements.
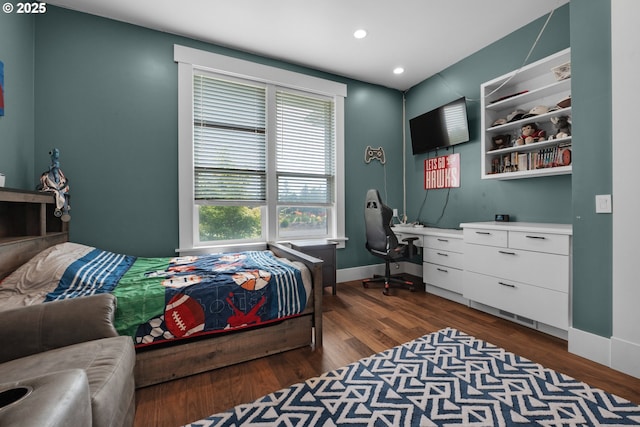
<box><xmin>185</xmin><ymin>327</ymin><xmax>640</xmax><ymax>426</ymax></box>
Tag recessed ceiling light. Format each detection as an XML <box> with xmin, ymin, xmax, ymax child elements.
<box><xmin>393</xmin><ymin>67</ymin><xmax>405</xmax><ymax>75</ymax></box>
<box><xmin>353</xmin><ymin>29</ymin><xmax>367</xmax><ymax>39</ymax></box>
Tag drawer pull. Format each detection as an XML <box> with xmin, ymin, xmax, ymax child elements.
<box><xmin>475</xmin><ymin>231</ymin><xmax>491</xmax><ymax>235</ymax></box>
<box><xmin>437</xmin><ymin>268</ymin><xmax>449</xmax><ymax>273</ymax></box>
<box><xmin>498</xmin><ymin>250</ymin><xmax>516</xmax><ymax>255</ymax></box>
<box><xmin>499</xmin><ymin>281</ymin><xmax>516</xmax><ymax>288</ymax></box>
<box><xmin>526</xmin><ymin>235</ymin><xmax>546</xmax><ymax>240</ymax></box>
<box><xmin>436</xmin><ymin>252</ymin><xmax>449</xmax><ymax>257</ymax></box>
<box><xmin>437</xmin><ymin>238</ymin><xmax>449</xmax><ymax>242</ymax></box>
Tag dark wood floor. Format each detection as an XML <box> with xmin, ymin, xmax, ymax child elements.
<box><xmin>133</xmin><ymin>278</ymin><xmax>640</xmax><ymax>427</ymax></box>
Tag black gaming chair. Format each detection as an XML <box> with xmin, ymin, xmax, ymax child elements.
<box><xmin>362</xmin><ymin>189</ymin><xmax>418</xmax><ymax>295</ymax></box>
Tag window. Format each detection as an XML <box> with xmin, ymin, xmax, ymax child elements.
<box><xmin>175</xmin><ymin>45</ymin><xmax>346</xmax><ymax>253</ymax></box>
<box><xmin>276</xmin><ymin>90</ymin><xmax>335</xmax><ymax>239</ymax></box>
<box><xmin>193</xmin><ymin>76</ymin><xmax>267</xmax><ymax>244</ymax></box>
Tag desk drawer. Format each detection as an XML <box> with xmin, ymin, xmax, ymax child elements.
<box><xmin>423</xmin><ymin>235</ymin><xmax>463</xmax><ymax>252</ymax></box>
<box><xmin>464</xmin><ymin>271</ymin><xmax>568</xmax><ymax>330</ymax></box>
<box><xmin>423</xmin><ymin>263</ymin><xmax>464</xmax><ymax>294</ymax></box>
<box><xmin>463</xmin><ymin>228</ymin><xmax>508</xmax><ymax>247</ymax></box>
<box><xmin>464</xmin><ymin>243</ymin><xmax>569</xmax><ymax>292</ymax></box>
<box><xmin>424</xmin><ymin>248</ymin><xmax>464</xmax><ymax>269</ymax></box>
<box><xmin>509</xmin><ymin>231</ymin><xmax>570</xmax><ymax>255</ymax></box>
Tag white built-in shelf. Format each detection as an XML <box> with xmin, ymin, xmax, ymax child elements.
<box><xmin>481</xmin><ymin>48</ymin><xmax>572</xmax><ymax>180</ymax></box>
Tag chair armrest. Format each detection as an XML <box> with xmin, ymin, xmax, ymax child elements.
<box><xmin>401</xmin><ymin>236</ymin><xmax>419</xmax><ymax>258</ymax></box>
<box><xmin>0</xmin><ymin>293</ymin><xmax>119</xmax><ymax>364</ymax></box>
<box><xmin>401</xmin><ymin>236</ymin><xmax>419</xmax><ymax>243</ymax></box>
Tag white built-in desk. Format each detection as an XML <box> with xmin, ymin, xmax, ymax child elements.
<box><xmin>392</xmin><ymin>225</ymin><xmax>466</xmax><ymax>303</ymax></box>
<box><xmin>392</xmin><ymin>222</ymin><xmax>573</xmax><ymax>339</ymax></box>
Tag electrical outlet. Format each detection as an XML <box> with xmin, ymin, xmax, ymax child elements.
<box><xmin>595</xmin><ymin>194</ymin><xmax>612</xmax><ymax>214</ymax></box>
<box><xmin>393</xmin><ymin>208</ymin><xmax>399</xmax><ymax>217</ymax></box>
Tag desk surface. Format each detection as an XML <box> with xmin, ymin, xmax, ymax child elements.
<box><xmin>393</xmin><ymin>222</ymin><xmax>573</xmax><ymax>237</ymax></box>
<box><xmin>460</xmin><ymin>221</ymin><xmax>572</xmax><ymax>235</ymax></box>
<box><xmin>392</xmin><ymin>225</ymin><xmax>463</xmax><ymax>238</ymax></box>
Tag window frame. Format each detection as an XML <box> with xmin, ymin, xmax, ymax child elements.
<box><xmin>175</xmin><ymin>45</ymin><xmax>346</xmax><ymax>254</ymax></box>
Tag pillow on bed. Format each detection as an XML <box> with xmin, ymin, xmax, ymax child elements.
<box><xmin>0</xmin><ymin>242</ymin><xmax>95</xmax><ymax>309</ymax></box>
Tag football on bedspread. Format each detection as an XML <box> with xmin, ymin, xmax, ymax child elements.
<box><xmin>165</xmin><ymin>293</ymin><xmax>205</xmax><ymax>337</ymax></box>
<box><xmin>232</xmin><ymin>269</ymin><xmax>271</xmax><ymax>291</ymax></box>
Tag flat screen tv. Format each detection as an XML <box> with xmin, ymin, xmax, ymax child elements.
<box><xmin>409</xmin><ymin>97</ymin><xmax>470</xmax><ymax>155</ymax></box>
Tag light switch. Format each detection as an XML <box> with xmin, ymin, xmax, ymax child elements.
<box><xmin>595</xmin><ymin>194</ymin><xmax>612</xmax><ymax>214</ymax></box>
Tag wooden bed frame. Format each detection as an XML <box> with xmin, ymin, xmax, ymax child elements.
<box><xmin>0</xmin><ymin>188</ymin><xmax>323</xmax><ymax>388</ymax></box>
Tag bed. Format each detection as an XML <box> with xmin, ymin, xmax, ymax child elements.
<box><xmin>0</xmin><ymin>188</ymin><xmax>323</xmax><ymax>388</ymax></box>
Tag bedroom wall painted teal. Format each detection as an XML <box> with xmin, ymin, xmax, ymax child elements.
<box><xmin>402</xmin><ymin>1</ymin><xmax>615</xmax><ymax>340</ymax></box>
<box><xmin>403</xmin><ymin>4</ymin><xmax>571</xmax><ymax>229</ymax></box>
<box><xmin>9</xmin><ymin>2</ymin><xmax>616</xmax><ymax>340</ymax></box>
<box><xmin>32</xmin><ymin>6</ymin><xmax>404</xmax><ymax>262</ymax></box>
<box><xmin>570</xmin><ymin>0</ymin><xmax>612</xmax><ymax>338</ymax></box>
<box><xmin>0</xmin><ymin>12</ymin><xmax>35</xmax><ymax>189</ymax></box>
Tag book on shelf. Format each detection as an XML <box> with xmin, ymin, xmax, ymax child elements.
<box><xmin>490</xmin><ymin>143</ymin><xmax>571</xmax><ymax>174</ymax></box>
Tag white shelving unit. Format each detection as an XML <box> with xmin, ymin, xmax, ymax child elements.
<box><xmin>481</xmin><ymin>48</ymin><xmax>572</xmax><ymax>180</ymax></box>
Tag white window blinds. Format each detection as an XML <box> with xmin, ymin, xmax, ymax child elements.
<box><xmin>193</xmin><ymin>75</ymin><xmax>266</xmax><ymax>202</ymax></box>
<box><xmin>276</xmin><ymin>91</ymin><xmax>335</xmax><ymax>204</ymax></box>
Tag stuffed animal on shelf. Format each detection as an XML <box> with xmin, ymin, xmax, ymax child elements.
<box><xmin>516</xmin><ymin>123</ymin><xmax>546</xmax><ymax>145</ymax></box>
<box><xmin>549</xmin><ymin>115</ymin><xmax>572</xmax><ymax>139</ymax></box>
<box><xmin>491</xmin><ymin>134</ymin><xmax>511</xmax><ymax>150</ymax></box>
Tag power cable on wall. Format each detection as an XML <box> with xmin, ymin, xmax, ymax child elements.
<box><xmin>409</xmin><ymin>2</ymin><xmax>559</xmax><ymax>225</ymax></box>
<box><xmin>415</xmin><ymin>146</ymin><xmax>454</xmax><ymax>226</ymax></box>
<box><xmin>402</xmin><ymin>93</ymin><xmax>407</xmax><ymax>223</ymax></box>
<box><xmin>435</xmin><ymin>4</ymin><xmax>557</xmax><ymax>103</ymax></box>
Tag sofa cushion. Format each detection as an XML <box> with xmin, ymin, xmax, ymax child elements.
<box><xmin>0</xmin><ymin>336</ymin><xmax>135</xmax><ymax>427</ymax></box>
<box><xmin>0</xmin><ymin>294</ymin><xmax>119</xmax><ymax>364</ymax></box>
<box><xmin>0</xmin><ymin>369</ymin><xmax>92</xmax><ymax>427</ymax></box>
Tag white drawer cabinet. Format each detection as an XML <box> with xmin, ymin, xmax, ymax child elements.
<box><xmin>464</xmin><ymin>271</ymin><xmax>569</xmax><ymax>329</ymax></box>
<box><xmin>424</xmin><ymin>235</ymin><xmax>464</xmax><ymax>253</ymax></box>
<box><xmin>424</xmin><ymin>248</ymin><xmax>464</xmax><ymax>270</ymax></box>
<box><xmin>509</xmin><ymin>231</ymin><xmax>569</xmax><ymax>255</ymax></box>
<box><xmin>464</xmin><ymin>228</ymin><xmax>508</xmax><ymax>247</ymax></box>
<box><xmin>461</xmin><ymin>222</ymin><xmax>572</xmax><ymax>332</ymax></box>
<box><xmin>464</xmin><ymin>243</ymin><xmax>569</xmax><ymax>293</ymax></box>
<box><xmin>423</xmin><ymin>232</ymin><xmax>464</xmax><ymax>294</ymax></box>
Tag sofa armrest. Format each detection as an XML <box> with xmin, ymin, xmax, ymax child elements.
<box><xmin>0</xmin><ymin>293</ymin><xmax>119</xmax><ymax>364</ymax></box>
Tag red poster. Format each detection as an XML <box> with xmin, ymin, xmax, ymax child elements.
<box><xmin>424</xmin><ymin>153</ymin><xmax>460</xmax><ymax>189</ymax></box>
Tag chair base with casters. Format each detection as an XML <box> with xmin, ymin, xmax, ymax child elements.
<box><xmin>362</xmin><ymin>261</ymin><xmax>416</xmax><ymax>296</ymax></box>
<box><xmin>362</xmin><ymin>236</ymin><xmax>419</xmax><ymax>296</ymax></box>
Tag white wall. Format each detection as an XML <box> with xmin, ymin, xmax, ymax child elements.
<box><xmin>611</xmin><ymin>0</ymin><xmax>640</xmax><ymax>378</ymax></box>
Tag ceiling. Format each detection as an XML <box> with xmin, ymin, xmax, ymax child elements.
<box><xmin>45</xmin><ymin>0</ymin><xmax>569</xmax><ymax>91</ymax></box>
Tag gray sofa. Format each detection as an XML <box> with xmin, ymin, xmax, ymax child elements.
<box><xmin>0</xmin><ymin>294</ymin><xmax>136</xmax><ymax>427</ymax></box>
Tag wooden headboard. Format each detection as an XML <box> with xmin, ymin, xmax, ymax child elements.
<box><xmin>0</xmin><ymin>188</ymin><xmax>69</xmax><ymax>279</ymax></box>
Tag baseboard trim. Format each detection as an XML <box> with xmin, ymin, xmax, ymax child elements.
<box><xmin>568</xmin><ymin>327</ymin><xmax>611</xmax><ymax>367</ymax></box>
<box><xmin>337</xmin><ymin>264</ymin><xmax>383</xmax><ymax>283</ymax></box>
<box><xmin>337</xmin><ymin>262</ymin><xmax>419</xmax><ymax>283</ymax></box>
<box><xmin>568</xmin><ymin>327</ymin><xmax>640</xmax><ymax>378</ymax></box>
<box><xmin>611</xmin><ymin>336</ymin><xmax>640</xmax><ymax>378</ymax></box>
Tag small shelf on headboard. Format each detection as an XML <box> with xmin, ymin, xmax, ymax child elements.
<box><xmin>0</xmin><ymin>232</ymin><xmax>68</xmax><ymax>245</ymax></box>
<box><xmin>0</xmin><ymin>188</ymin><xmax>69</xmax><ymax>278</ymax></box>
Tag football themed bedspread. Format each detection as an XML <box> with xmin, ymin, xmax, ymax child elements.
<box><xmin>0</xmin><ymin>243</ymin><xmax>309</xmax><ymax>348</ymax></box>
